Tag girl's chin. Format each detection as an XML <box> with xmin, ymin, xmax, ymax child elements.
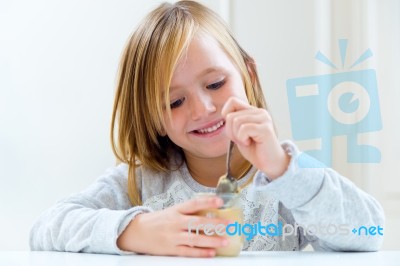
<box><xmin>183</xmin><ymin>145</ymin><xmax>227</xmax><ymax>159</ymax></box>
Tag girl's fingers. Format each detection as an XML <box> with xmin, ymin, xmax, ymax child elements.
<box><xmin>177</xmin><ymin>231</ymin><xmax>228</xmax><ymax>249</ymax></box>
<box><xmin>175</xmin><ymin>245</ymin><xmax>217</xmax><ymax>258</ymax></box>
<box><xmin>221</xmin><ymin>97</ymin><xmax>252</xmax><ymax>115</ymax></box>
<box><xmin>175</xmin><ymin>196</ymin><xmax>223</xmax><ymax>214</ymax></box>
<box><xmin>236</xmin><ymin>122</ymin><xmax>271</xmax><ymax>145</ymax></box>
<box><xmin>180</xmin><ymin>215</ymin><xmax>230</xmax><ymax>231</ymax></box>
<box><xmin>225</xmin><ymin>110</ymin><xmax>272</xmax><ymax>145</ymax></box>
<box><xmin>225</xmin><ymin>111</ymin><xmax>267</xmax><ymax>142</ymax></box>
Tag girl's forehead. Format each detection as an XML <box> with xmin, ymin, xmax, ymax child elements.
<box><xmin>179</xmin><ymin>34</ymin><xmax>222</xmax><ymax>63</ymax></box>
<box><xmin>171</xmin><ymin>34</ymin><xmax>234</xmax><ymax>85</ymax></box>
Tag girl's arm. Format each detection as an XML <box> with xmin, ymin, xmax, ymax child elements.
<box><xmin>222</xmin><ymin>97</ymin><xmax>384</xmax><ymax>251</ymax></box>
<box><xmin>29</xmin><ymin>164</ymin><xmax>152</xmax><ymax>254</ymax></box>
<box><xmin>254</xmin><ymin>141</ymin><xmax>385</xmax><ymax>251</ymax></box>
<box><xmin>30</xmin><ymin>164</ymin><xmax>229</xmax><ymax>256</ymax></box>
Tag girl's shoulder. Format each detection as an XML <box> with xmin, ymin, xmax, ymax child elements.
<box><xmin>140</xmin><ymin>161</ymin><xmax>183</xmax><ymax>185</ymax></box>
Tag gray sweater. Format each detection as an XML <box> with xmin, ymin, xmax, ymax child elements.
<box><xmin>29</xmin><ymin>141</ymin><xmax>384</xmax><ymax>254</ymax></box>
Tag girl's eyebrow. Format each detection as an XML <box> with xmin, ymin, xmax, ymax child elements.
<box><xmin>196</xmin><ymin>66</ymin><xmax>224</xmax><ymax>79</ymax></box>
<box><xmin>170</xmin><ymin>66</ymin><xmax>225</xmax><ymax>91</ymax></box>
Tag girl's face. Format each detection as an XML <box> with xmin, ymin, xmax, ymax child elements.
<box><xmin>163</xmin><ymin>34</ymin><xmax>248</xmax><ymax>159</ymax></box>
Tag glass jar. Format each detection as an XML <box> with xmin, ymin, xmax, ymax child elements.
<box><xmin>193</xmin><ymin>192</ymin><xmax>244</xmax><ymax>256</ymax></box>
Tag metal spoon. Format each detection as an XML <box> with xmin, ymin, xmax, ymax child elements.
<box><xmin>216</xmin><ymin>141</ymin><xmax>239</xmax><ymax>207</ymax></box>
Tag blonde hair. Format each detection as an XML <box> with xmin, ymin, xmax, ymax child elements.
<box><xmin>111</xmin><ymin>0</ymin><xmax>267</xmax><ymax>206</ymax></box>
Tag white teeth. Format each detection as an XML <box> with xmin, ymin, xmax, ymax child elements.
<box><xmin>197</xmin><ymin>121</ymin><xmax>224</xmax><ymax>134</ymax></box>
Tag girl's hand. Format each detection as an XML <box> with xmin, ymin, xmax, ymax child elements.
<box><xmin>117</xmin><ymin>196</ymin><xmax>230</xmax><ymax>257</ymax></box>
<box><xmin>221</xmin><ymin>97</ymin><xmax>290</xmax><ymax>180</ymax></box>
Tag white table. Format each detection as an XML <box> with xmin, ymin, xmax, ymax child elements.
<box><xmin>1</xmin><ymin>251</ymin><xmax>399</xmax><ymax>266</ymax></box>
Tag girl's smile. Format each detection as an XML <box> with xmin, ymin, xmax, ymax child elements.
<box><xmin>189</xmin><ymin>119</ymin><xmax>225</xmax><ymax>137</ymax></box>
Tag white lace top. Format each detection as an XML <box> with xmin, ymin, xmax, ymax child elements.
<box><xmin>30</xmin><ymin>141</ymin><xmax>384</xmax><ymax>254</ymax></box>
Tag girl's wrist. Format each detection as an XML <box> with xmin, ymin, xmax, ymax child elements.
<box><xmin>261</xmin><ymin>148</ymin><xmax>290</xmax><ymax>180</ymax></box>
<box><xmin>117</xmin><ymin>213</ymin><xmax>146</xmax><ymax>253</ymax></box>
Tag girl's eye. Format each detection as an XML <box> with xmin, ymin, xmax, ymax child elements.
<box><xmin>206</xmin><ymin>80</ymin><xmax>225</xmax><ymax>90</ymax></box>
<box><xmin>170</xmin><ymin>98</ymin><xmax>185</xmax><ymax>109</ymax></box>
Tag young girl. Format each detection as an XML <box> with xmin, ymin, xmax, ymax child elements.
<box><xmin>30</xmin><ymin>0</ymin><xmax>384</xmax><ymax>257</ymax></box>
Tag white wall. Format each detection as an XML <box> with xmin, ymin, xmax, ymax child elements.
<box><xmin>0</xmin><ymin>0</ymin><xmax>228</xmax><ymax>251</ymax></box>
<box><xmin>0</xmin><ymin>0</ymin><xmax>169</xmax><ymax>251</ymax></box>
<box><xmin>1</xmin><ymin>0</ymin><xmax>399</xmax><ymax>251</ymax></box>
<box><xmin>231</xmin><ymin>0</ymin><xmax>400</xmax><ymax>250</ymax></box>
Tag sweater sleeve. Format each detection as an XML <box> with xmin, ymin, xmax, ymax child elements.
<box><xmin>253</xmin><ymin>140</ymin><xmax>385</xmax><ymax>251</ymax></box>
<box><xmin>29</xmin><ymin>164</ymin><xmax>152</xmax><ymax>254</ymax></box>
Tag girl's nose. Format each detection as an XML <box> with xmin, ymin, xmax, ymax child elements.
<box><xmin>190</xmin><ymin>91</ymin><xmax>216</xmax><ymax>120</ymax></box>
